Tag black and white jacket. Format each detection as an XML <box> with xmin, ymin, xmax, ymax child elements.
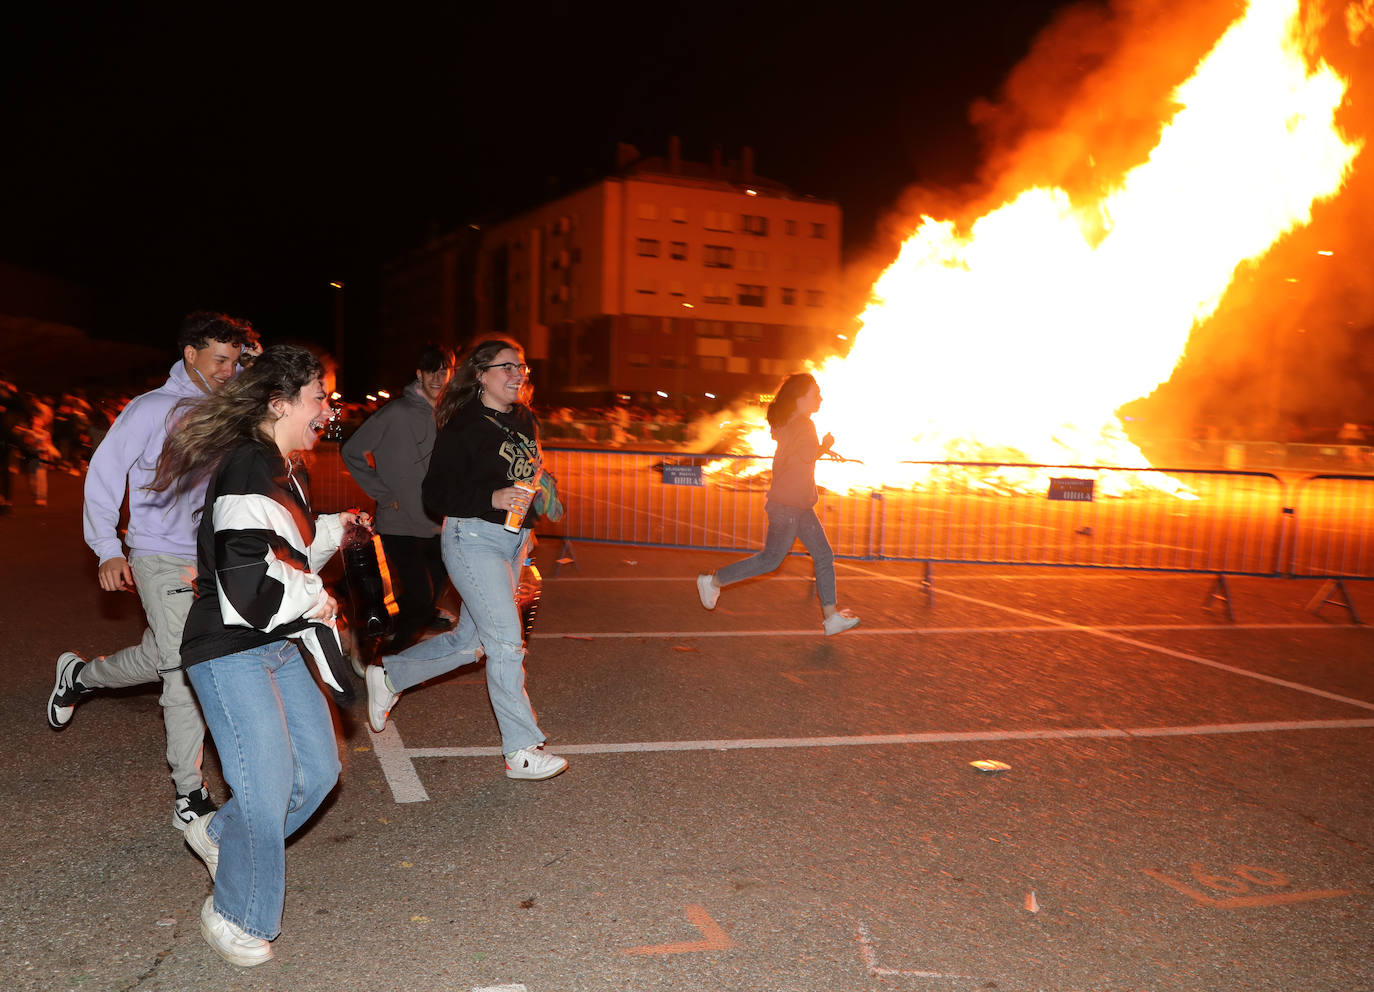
<box><xmin>180</xmin><ymin>440</ymin><xmax>345</xmax><ymax>688</ymax></box>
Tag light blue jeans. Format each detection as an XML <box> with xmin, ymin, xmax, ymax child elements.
<box><xmin>714</xmin><ymin>502</ymin><xmax>838</xmax><ymax>607</ymax></box>
<box><xmin>186</xmin><ymin>640</ymin><xmax>340</xmax><ymax>941</ymax></box>
<box><xmin>382</xmin><ymin>517</ymin><xmax>545</xmax><ymax>754</ymax></box>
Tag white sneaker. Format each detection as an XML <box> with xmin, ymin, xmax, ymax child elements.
<box><xmin>199</xmin><ymin>896</ymin><xmax>272</xmax><ymax>967</ymax></box>
<box><xmin>504</xmin><ymin>745</ymin><xmax>568</xmax><ymax>781</ymax></box>
<box><xmin>696</xmin><ymin>573</ymin><xmax>720</xmax><ymax>610</ymax></box>
<box><xmin>184</xmin><ymin>812</ymin><xmax>219</xmax><ymax>881</ymax></box>
<box><xmin>823</xmin><ymin>609</ymin><xmax>860</xmax><ymax>636</ymax></box>
<box><xmin>365</xmin><ymin>664</ymin><xmax>400</xmax><ymax>733</ymax></box>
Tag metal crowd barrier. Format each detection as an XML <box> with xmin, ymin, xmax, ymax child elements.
<box><xmin>308</xmin><ymin>443</ymin><xmax>1371</xmax><ymax>618</ymax></box>
<box><xmin>540</xmin><ymin>449</ymin><xmax>1291</xmax><ymax>573</ymax></box>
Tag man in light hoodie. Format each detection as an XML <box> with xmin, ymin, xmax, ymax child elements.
<box><xmin>341</xmin><ymin>343</ymin><xmax>454</xmax><ymax>656</ymax></box>
<box><xmin>49</xmin><ymin>311</ymin><xmax>258</xmax><ymax>831</ymax></box>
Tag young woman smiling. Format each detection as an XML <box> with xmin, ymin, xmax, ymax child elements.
<box><xmin>150</xmin><ymin>344</ymin><xmax>369</xmax><ymax>967</ymax></box>
<box><xmin>365</xmin><ymin>337</ymin><xmax>567</xmax><ymax>782</ymax></box>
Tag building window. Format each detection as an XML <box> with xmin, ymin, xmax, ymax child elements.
<box><xmin>735</xmin><ymin>322</ymin><xmax>763</xmax><ymax>341</ymax></box>
<box><xmin>668</xmin><ymin>280</ymin><xmax>686</xmax><ymax>297</ymax></box>
<box><xmin>698</xmin><ymin>355</ymin><xmax>726</xmax><ymax>371</ymax></box>
<box><xmin>784</xmin><ymin>219</ymin><xmax>797</xmax><ymax>236</ymax></box>
<box><xmin>636</xmin><ymin>279</ymin><xmax>659</xmax><ymax>295</ymax></box>
<box><xmin>628</xmin><ymin>352</ymin><xmax>652</xmax><ymax>367</ymax></box>
<box><xmin>660</xmin><ymin>355</ymin><xmax>689</xmax><ymax>369</ymax></box>
<box><xmin>740</xmin><ymin>250</ymin><xmax>767</xmax><ymax>271</ymax></box>
<box><xmin>703</xmin><ymin>245</ymin><xmax>734</xmax><ymax>269</ymax></box>
<box><xmin>705</xmin><ymin>210</ymin><xmax>733</xmax><ymax>232</ymax></box>
<box><xmin>781</xmin><ymin>287</ymin><xmax>796</xmax><ymax>305</ymax></box>
<box><xmin>636</xmin><ymin>238</ymin><xmax>661</xmax><ymax>257</ymax></box>
<box><xmin>737</xmin><ymin>284</ymin><xmax>766</xmax><ymax>307</ymax></box>
<box><xmin>670</xmin><ymin>206</ymin><xmax>687</xmax><ymax>224</ymax></box>
<box><xmin>698</xmin><ymin>320</ymin><xmax>727</xmax><ymax>338</ymax></box>
<box><xmin>669</xmin><ymin>241</ymin><xmax>688</xmax><ymax>260</ymax></box>
<box><xmin>806</xmin><ymin>289</ymin><xmax>824</xmax><ymax>307</ymax></box>
<box><xmin>638</xmin><ymin>202</ymin><xmax>660</xmax><ymax>220</ymax></box>
<box><xmin>810</xmin><ymin>222</ymin><xmax>826</xmax><ymax>239</ymax></box>
<box><xmin>702</xmin><ymin>284</ymin><xmax>731</xmax><ymax>305</ymax></box>
<box><xmin>741</xmin><ymin>214</ymin><xmax>769</xmax><ymax>236</ymax></box>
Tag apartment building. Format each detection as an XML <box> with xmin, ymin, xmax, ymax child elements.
<box><xmin>474</xmin><ymin>143</ymin><xmax>844</xmax><ymax>401</ymax></box>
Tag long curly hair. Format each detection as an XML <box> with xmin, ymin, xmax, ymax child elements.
<box><xmin>766</xmin><ymin>372</ymin><xmax>818</xmax><ymax>436</ymax></box>
<box><xmin>435</xmin><ymin>336</ymin><xmax>529</xmax><ymax>428</ymax></box>
<box><xmin>149</xmin><ymin>344</ymin><xmax>324</xmax><ymax>495</ymax></box>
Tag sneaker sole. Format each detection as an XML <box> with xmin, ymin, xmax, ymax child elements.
<box><xmin>365</xmin><ymin>667</ymin><xmax>399</xmax><ymax>733</ymax></box>
<box><xmin>505</xmin><ymin>760</ymin><xmax>569</xmax><ymax>781</ymax></box>
<box><xmin>47</xmin><ymin>652</ymin><xmax>81</xmax><ymax>729</ymax></box>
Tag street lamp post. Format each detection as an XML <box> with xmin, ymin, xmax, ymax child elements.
<box><xmin>330</xmin><ymin>280</ymin><xmax>345</xmax><ymax>390</ymax></box>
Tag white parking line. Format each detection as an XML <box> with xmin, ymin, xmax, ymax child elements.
<box><xmin>830</xmin><ymin>565</ymin><xmax>1374</xmax><ymax>713</ymax></box>
<box><xmin>532</xmin><ymin>622</ymin><xmax>1350</xmax><ymax>639</ymax></box>
<box><xmin>371</xmin><ymin>719</ymin><xmax>1374</xmax><ymax>801</ymax></box>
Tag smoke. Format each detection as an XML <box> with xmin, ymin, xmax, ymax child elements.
<box><xmin>856</xmin><ymin>0</ymin><xmax>1374</xmax><ymax>439</ymax></box>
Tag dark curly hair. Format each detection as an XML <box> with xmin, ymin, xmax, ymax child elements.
<box><xmin>176</xmin><ymin>310</ymin><xmax>256</xmax><ymax>352</ymax></box>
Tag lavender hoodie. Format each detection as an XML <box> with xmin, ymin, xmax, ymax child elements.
<box><xmin>82</xmin><ymin>361</ymin><xmax>207</xmax><ymax>564</ymax></box>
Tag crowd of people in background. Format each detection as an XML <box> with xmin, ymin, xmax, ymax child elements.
<box><xmin>0</xmin><ymin>377</ymin><xmax>135</xmax><ymax>511</ymax></box>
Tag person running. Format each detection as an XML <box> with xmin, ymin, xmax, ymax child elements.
<box><xmin>696</xmin><ymin>372</ymin><xmax>860</xmax><ymax>635</ymax></box>
<box><xmin>341</xmin><ymin>343</ymin><xmax>455</xmax><ymax>655</ymax></box>
<box><xmin>150</xmin><ymin>344</ymin><xmax>366</xmax><ymax>967</ymax></box>
<box><xmin>49</xmin><ymin>311</ymin><xmax>257</xmax><ymax>830</ymax></box>
<box><xmin>364</xmin><ymin>336</ymin><xmax>567</xmax><ymax>781</ymax></box>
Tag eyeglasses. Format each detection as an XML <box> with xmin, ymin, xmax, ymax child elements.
<box><xmin>482</xmin><ymin>362</ymin><xmax>530</xmax><ymax>376</ymax></box>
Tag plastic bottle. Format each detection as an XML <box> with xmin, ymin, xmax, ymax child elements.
<box><xmin>341</xmin><ymin>522</ymin><xmax>392</xmax><ymax>639</ymax></box>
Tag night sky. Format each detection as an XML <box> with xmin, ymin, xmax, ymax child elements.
<box><xmin>1</xmin><ymin>1</ymin><xmax>1069</xmax><ymax>347</ymax></box>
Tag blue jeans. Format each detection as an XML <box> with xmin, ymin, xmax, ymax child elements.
<box><xmin>382</xmin><ymin>517</ymin><xmax>545</xmax><ymax>754</ymax></box>
<box><xmin>714</xmin><ymin>502</ymin><xmax>838</xmax><ymax>607</ymax></box>
<box><xmin>187</xmin><ymin>641</ymin><xmax>340</xmax><ymax>941</ymax></box>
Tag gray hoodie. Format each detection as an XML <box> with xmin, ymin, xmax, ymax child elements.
<box><xmin>340</xmin><ymin>380</ymin><xmax>441</xmax><ymax>537</ymax></box>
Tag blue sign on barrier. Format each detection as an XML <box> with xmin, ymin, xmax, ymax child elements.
<box><xmin>1048</xmin><ymin>477</ymin><xmax>1095</xmax><ymax>501</ymax></box>
<box><xmin>663</xmin><ymin>465</ymin><xmax>704</xmax><ymax>487</ymax></box>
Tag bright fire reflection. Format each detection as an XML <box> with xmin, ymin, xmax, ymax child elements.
<box><xmin>736</xmin><ymin>0</ymin><xmax>1361</xmax><ymax>497</ymax></box>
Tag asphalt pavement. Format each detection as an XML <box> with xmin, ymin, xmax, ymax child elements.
<box><xmin>2</xmin><ymin>470</ymin><xmax>1372</xmax><ymax>992</ymax></box>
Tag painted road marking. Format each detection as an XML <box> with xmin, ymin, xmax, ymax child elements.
<box><xmin>840</xmin><ymin>563</ymin><xmax>1374</xmax><ymax>713</ymax></box>
<box><xmin>533</xmin><ymin>622</ymin><xmax>1352</xmax><ymax>639</ymax></box>
<box><xmin>473</xmin><ymin>985</ymin><xmax>528</xmax><ymax>992</ymax></box>
<box><xmin>371</xmin><ymin>718</ymin><xmax>1374</xmax><ymax>802</ymax></box>
<box><xmin>781</xmin><ymin>668</ymin><xmax>839</xmax><ymax>685</ymax></box>
<box><xmin>369</xmin><ymin>722</ymin><xmax>429</xmax><ymax>803</ymax></box>
<box><xmin>621</xmin><ymin>904</ymin><xmax>736</xmax><ymax>955</ymax></box>
<box><xmin>1144</xmin><ymin>863</ymin><xmax>1364</xmax><ymax>907</ymax></box>
<box><xmin>855</xmin><ymin>921</ymin><xmax>985</xmax><ymax>980</ymax></box>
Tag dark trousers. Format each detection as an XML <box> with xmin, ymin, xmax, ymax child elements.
<box><xmin>380</xmin><ymin>533</ymin><xmax>447</xmax><ymax>652</ymax></box>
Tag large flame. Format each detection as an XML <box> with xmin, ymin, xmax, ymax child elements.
<box><xmin>739</xmin><ymin>0</ymin><xmax>1361</xmax><ymax>495</ymax></box>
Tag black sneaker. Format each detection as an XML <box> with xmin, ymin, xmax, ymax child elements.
<box><xmin>173</xmin><ymin>787</ymin><xmax>218</xmax><ymax>832</ymax></box>
<box><xmin>48</xmin><ymin>652</ymin><xmax>91</xmax><ymax>729</ymax></box>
